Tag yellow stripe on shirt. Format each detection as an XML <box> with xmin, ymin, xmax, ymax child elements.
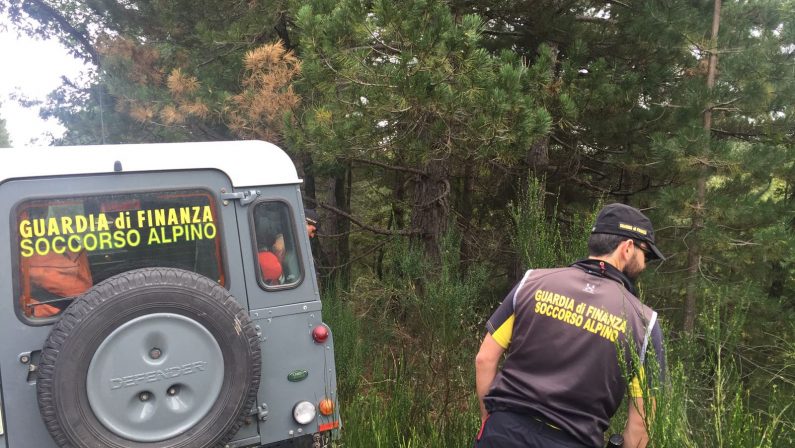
<box><xmin>491</xmin><ymin>314</ymin><xmax>514</xmax><ymax>349</ymax></box>
<box><xmin>629</xmin><ymin>366</ymin><xmax>646</xmax><ymax>398</ymax></box>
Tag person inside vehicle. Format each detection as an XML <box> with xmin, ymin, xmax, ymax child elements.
<box><xmin>22</xmin><ymin>249</ymin><xmax>93</xmax><ymax>318</ymax></box>
<box><xmin>258</xmin><ymin>250</ymin><xmax>284</xmax><ymax>285</ymax></box>
<box><xmin>270</xmin><ymin>230</ymin><xmax>303</xmax><ymax>283</ymax></box>
<box><xmin>474</xmin><ymin>203</ymin><xmax>666</xmax><ymax>448</ymax></box>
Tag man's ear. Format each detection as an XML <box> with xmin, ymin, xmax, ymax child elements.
<box><xmin>617</xmin><ymin>239</ymin><xmax>633</xmax><ymax>264</ymax></box>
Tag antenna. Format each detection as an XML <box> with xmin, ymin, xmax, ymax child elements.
<box><xmin>98</xmin><ymin>82</ymin><xmax>107</xmax><ymax>145</ymax></box>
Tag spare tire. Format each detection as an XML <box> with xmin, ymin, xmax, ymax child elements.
<box><xmin>36</xmin><ymin>268</ymin><xmax>261</xmax><ymax>448</ymax></box>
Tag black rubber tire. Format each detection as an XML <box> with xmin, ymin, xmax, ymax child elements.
<box><xmin>36</xmin><ymin>268</ymin><xmax>261</xmax><ymax>448</ymax></box>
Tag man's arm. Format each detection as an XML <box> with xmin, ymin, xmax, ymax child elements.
<box><xmin>624</xmin><ymin>316</ymin><xmax>665</xmax><ymax>447</ymax></box>
<box><xmin>623</xmin><ymin>396</ymin><xmax>652</xmax><ymax>448</ymax></box>
<box><xmin>623</xmin><ymin>311</ymin><xmax>665</xmax><ymax>447</ymax></box>
<box><xmin>475</xmin><ymin>333</ymin><xmax>505</xmax><ymax>422</ymax></box>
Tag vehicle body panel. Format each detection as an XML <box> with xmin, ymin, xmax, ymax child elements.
<box><xmin>0</xmin><ymin>141</ymin><xmax>337</xmax><ymax>448</ymax></box>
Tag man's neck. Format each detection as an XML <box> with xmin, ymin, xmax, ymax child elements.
<box><xmin>588</xmin><ymin>255</ymin><xmax>622</xmax><ymax>272</ymax></box>
<box><xmin>574</xmin><ymin>257</ymin><xmax>636</xmax><ymax>295</ymax></box>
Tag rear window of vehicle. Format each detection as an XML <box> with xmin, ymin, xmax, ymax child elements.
<box><xmin>252</xmin><ymin>201</ymin><xmax>303</xmax><ymax>289</ymax></box>
<box><xmin>14</xmin><ymin>189</ymin><xmax>225</xmax><ymax>320</ymax></box>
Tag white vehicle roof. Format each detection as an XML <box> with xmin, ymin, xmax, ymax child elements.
<box><xmin>0</xmin><ymin>140</ymin><xmax>300</xmax><ymax>187</ymax></box>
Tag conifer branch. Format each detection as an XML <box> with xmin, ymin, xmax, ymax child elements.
<box><xmin>320</xmin><ymin>56</ymin><xmax>397</xmax><ymax>88</ymax></box>
<box><xmin>711</xmin><ymin>128</ymin><xmax>787</xmax><ymax>143</ymax></box>
<box><xmin>575</xmin><ymin>15</ymin><xmax>617</xmax><ymax>25</ymax></box>
<box><xmin>581</xmin><ymin>166</ymin><xmax>608</xmax><ymax>179</ymax></box>
<box><xmin>611</xmin><ymin>178</ymin><xmax>652</xmax><ymax>197</ymax></box>
<box><xmin>315</xmin><ymin>240</ymin><xmax>392</xmax><ymax>275</ymax></box>
<box><xmin>190</xmin><ymin>122</ymin><xmax>227</xmax><ymax>141</ymax></box>
<box><xmin>727</xmin><ymin>239</ymin><xmax>760</xmax><ymax>247</ymax></box>
<box><xmin>482</xmin><ymin>30</ymin><xmax>523</xmax><ymax>38</ymax></box>
<box><xmin>361</xmin><ymin>21</ymin><xmax>402</xmax><ymax>54</ymax></box>
<box><xmin>304</xmin><ymin>198</ymin><xmax>421</xmax><ymax>236</ymax></box>
<box><xmin>650</xmin><ymin>102</ymin><xmax>686</xmax><ymax>109</ymax></box>
<box><xmin>349</xmin><ymin>157</ymin><xmax>428</xmax><ymax>177</ymax></box>
<box><xmin>23</xmin><ymin>0</ymin><xmax>99</xmax><ymax>66</ymax></box>
<box><xmin>198</xmin><ymin>42</ymin><xmax>247</xmax><ymax>67</ymax></box>
<box><xmin>566</xmin><ymin>175</ymin><xmax>609</xmax><ymax>193</ymax></box>
<box><xmin>705</xmin><ymin>97</ymin><xmax>742</xmax><ymax>113</ymax></box>
<box><xmin>604</xmin><ymin>0</ymin><xmax>631</xmax><ymax>8</ymax></box>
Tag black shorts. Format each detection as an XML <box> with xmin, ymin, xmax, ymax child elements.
<box><xmin>474</xmin><ymin>411</ymin><xmax>592</xmax><ymax>448</ymax></box>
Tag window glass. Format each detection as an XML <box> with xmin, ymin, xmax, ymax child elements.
<box><xmin>253</xmin><ymin>202</ymin><xmax>302</xmax><ymax>288</ymax></box>
<box><xmin>15</xmin><ymin>190</ymin><xmax>224</xmax><ymax>319</ymax></box>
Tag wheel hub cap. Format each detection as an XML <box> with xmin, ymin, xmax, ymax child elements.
<box><xmin>86</xmin><ymin>313</ymin><xmax>224</xmax><ymax>442</ymax></box>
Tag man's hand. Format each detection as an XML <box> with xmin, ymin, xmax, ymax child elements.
<box><xmin>623</xmin><ymin>396</ymin><xmax>651</xmax><ymax>448</ymax></box>
<box><xmin>272</xmin><ymin>234</ymin><xmax>285</xmax><ymax>260</ymax></box>
<box><xmin>475</xmin><ymin>333</ymin><xmax>505</xmax><ymax>422</ymax></box>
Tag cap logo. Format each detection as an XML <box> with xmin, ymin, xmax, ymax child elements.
<box><xmin>619</xmin><ymin>223</ymin><xmax>648</xmax><ymax>236</ymax></box>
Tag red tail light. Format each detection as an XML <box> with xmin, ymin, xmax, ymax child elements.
<box><xmin>312</xmin><ymin>324</ymin><xmax>329</xmax><ymax>343</ymax></box>
<box><xmin>318</xmin><ymin>398</ymin><xmax>334</xmax><ymax>416</ymax></box>
<box><xmin>318</xmin><ymin>421</ymin><xmax>339</xmax><ymax>432</ymax></box>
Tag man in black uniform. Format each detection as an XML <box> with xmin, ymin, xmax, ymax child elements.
<box><xmin>475</xmin><ymin>203</ymin><xmax>666</xmax><ymax>448</ymax></box>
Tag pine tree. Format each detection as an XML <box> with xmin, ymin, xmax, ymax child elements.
<box><xmin>7</xmin><ymin>0</ymin><xmax>293</xmax><ymax>144</ymax></box>
<box><xmin>292</xmin><ymin>0</ymin><xmax>552</xmax><ymax>262</ymax></box>
<box><xmin>647</xmin><ymin>0</ymin><xmax>795</xmax><ymax>332</ymax></box>
<box><xmin>684</xmin><ymin>0</ymin><xmax>722</xmax><ymax>334</ymax></box>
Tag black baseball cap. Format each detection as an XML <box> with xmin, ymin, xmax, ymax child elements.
<box><xmin>305</xmin><ymin>208</ymin><xmax>319</xmax><ymax>226</ymax></box>
<box><xmin>591</xmin><ymin>203</ymin><xmax>665</xmax><ymax>261</ymax></box>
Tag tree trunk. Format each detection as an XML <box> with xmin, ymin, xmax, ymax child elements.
<box><xmin>332</xmin><ymin>163</ymin><xmax>352</xmax><ymax>288</ymax></box>
<box><xmin>768</xmin><ymin>261</ymin><xmax>785</xmax><ymax>299</ymax></box>
<box><xmin>392</xmin><ymin>151</ymin><xmax>407</xmax><ymax>230</ymax></box>
<box><xmin>300</xmin><ymin>151</ymin><xmax>316</xmax><ymax>204</ymax></box>
<box><xmin>410</xmin><ymin>159</ymin><xmax>449</xmax><ymax>261</ymax></box>
<box><xmin>273</xmin><ymin>10</ymin><xmax>293</xmax><ymax>50</ymax></box>
<box><xmin>684</xmin><ymin>0</ymin><xmax>721</xmax><ymax>334</ymax></box>
<box><xmin>683</xmin><ymin>174</ymin><xmax>705</xmax><ymax>333</ymax></box>
<box><xmin>458</xmin><ymin>160</ymin><xmax>475</xmax><ymax>273</ymax></box>
<box><xmin>378</xmin><ymin>164</ymin><xmax>407</xmax><ymax>279</ymax></box>
<box><xmin>526</xmin><ymin>42</ymin><xmax>558</xmax><ymax>175</ymax></box>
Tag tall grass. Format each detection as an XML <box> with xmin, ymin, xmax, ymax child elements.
<box><xmin>509</xmin><ymin>176</ymin><xmax>595</xmax><ymax>269</ymax></box>
<box><xmin>323</xmin><ymin>230</ymin><xmax>485</xmax><ymax>447</ymax></box>
<box><xmin>676</xmin><ymin>285</ymin><xmax>793</xmax><ymax>447</ymax></box>
<box><xmin>602</xmin><ymin>286</ymin><xmax>794</xmax><ymax>447</ymax></box>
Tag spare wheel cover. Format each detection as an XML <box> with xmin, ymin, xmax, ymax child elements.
<box><xmin>36</xmin><ymin>268</ymin><xmax>261</xmax><ymax>448</ymax></box>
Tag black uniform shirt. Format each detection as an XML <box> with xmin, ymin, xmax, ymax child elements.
<box><xmin>484</xmin><ymin>260</ymin><xmax>666</xmax><ymax>448</ymax></box>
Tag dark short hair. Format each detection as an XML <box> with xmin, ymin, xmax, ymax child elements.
<box><xmin>587</xmin><ymin>233</ymin><xmax>628</xmax><ymax>257</ymax></box>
